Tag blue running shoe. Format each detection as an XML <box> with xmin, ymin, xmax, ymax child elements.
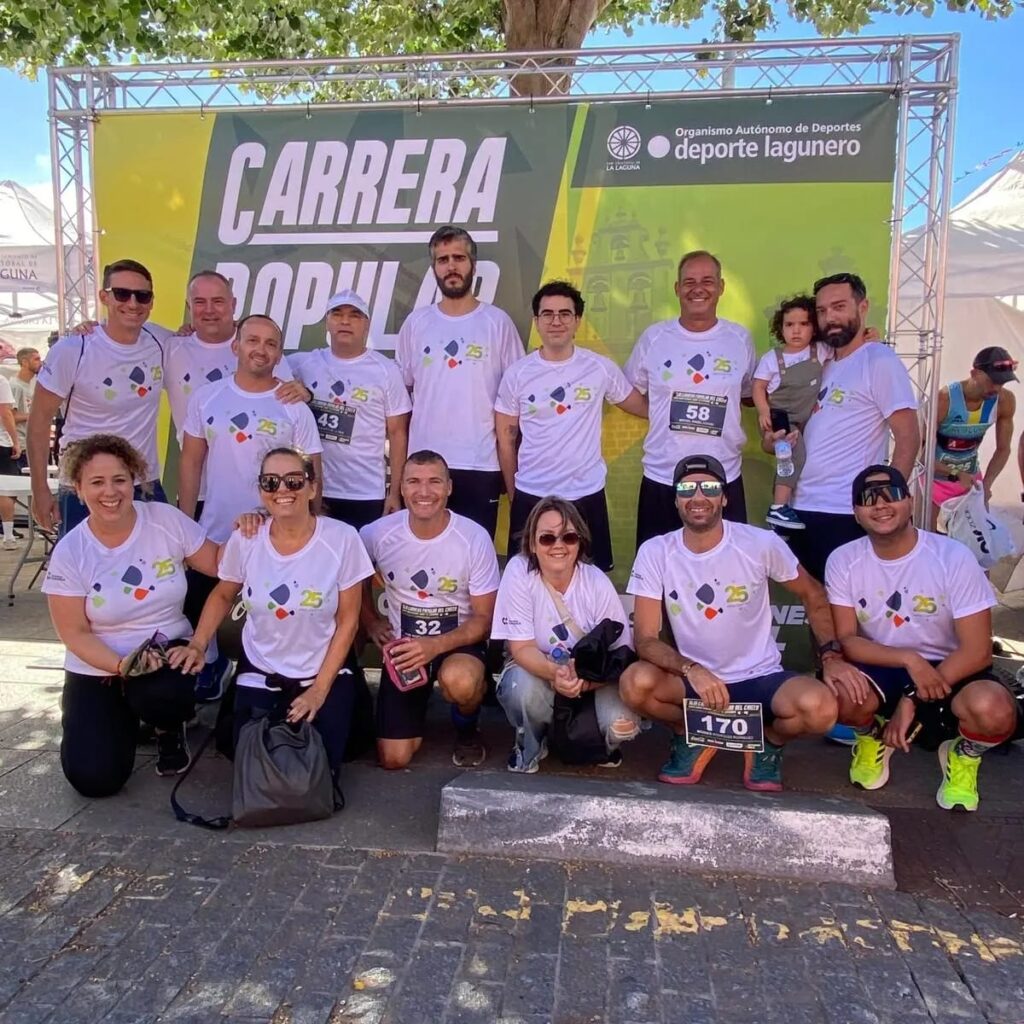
<box><xmin>195</xmin><ymin>653</ymin><xmax>231</xmax><ymax>703</ymax></box>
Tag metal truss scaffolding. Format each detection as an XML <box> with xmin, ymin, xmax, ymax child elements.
<box><xmin>49</xmin><ymin>36</ymin><xmax>957</xmax><ymax>512</ymax></box>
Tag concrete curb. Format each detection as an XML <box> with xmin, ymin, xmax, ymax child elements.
<box><xmin>438</xmin><ymin>772</ymin><xmax>895</xmax><ymax>888</ymax></box>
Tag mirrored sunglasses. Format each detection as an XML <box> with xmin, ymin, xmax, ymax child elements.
<box><xmin>258</xmin><ymin>472</ymin><xmax>308</xmax><ymax>494</ymax></box>
<box><xmin>856</xmin><ymin>482</ymin><xmax>909</xmax><ymax>507</ymax></box>
<box><xmin>675</xmin><ymin>480</ymin><xmax>724</xmax><ymax>498</ymax></box>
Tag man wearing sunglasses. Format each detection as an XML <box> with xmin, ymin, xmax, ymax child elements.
<box><xmin>28</xmin><ymin>259</ymin><xmax>170</xmax><ymax>536</ymax></box>
<box><xmin>177</xmin><ymin>314</ymin><xmax>323</xmax><ymax>548</ymax></box>
<box><xmin>826</xmin><ymin>465</ymin><xmax>1020</xmax><ymax>812</ymax></box>
<box><xmin>625</xmin><ymin>251</ymin><xmax>757</xmax><ymax>548</ymax></box>
<box><xmin>622</xmin><ymin>454</ymin><xmax>861</xmax><ymax>791</ymax></box>
<box><xmin>930</xmin><ymin>346</ymin><xmax>1017</xmax><ymax>527</ymax></box>
<box><xmin>495</xmin><ymin>280</ymin><xmax>647</xmax><ymax>570</ymax></box>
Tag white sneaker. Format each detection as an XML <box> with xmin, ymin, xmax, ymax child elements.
<box><xmin>2</xmin><ymin>538</ymin><xmax>19</xmax><ymax>550</ymax></box>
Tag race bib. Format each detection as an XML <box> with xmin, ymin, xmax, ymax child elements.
<box><xmin>311</xmin><ymin>400</ymin><xmax>356</xmax><ymax>445</ymax></box>
<box><xmin>683</xmin><ymin>700</ymin><xmax>764</xmax><ymax>752</ymax></box>
<box><xmin>400</xmin><ymin>603</ymin><xmax>459</xmax><ymax>638</ymax></box>
<box><xmin>669</xmin><ymin>391</ymin><xmax>728</xmax><ymax>436</ymax></box>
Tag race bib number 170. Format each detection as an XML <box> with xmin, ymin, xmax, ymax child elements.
<box><xmin>683</xmin><ymin>700</ymin><xmax>764</xmax><ymax>752</ymax></box>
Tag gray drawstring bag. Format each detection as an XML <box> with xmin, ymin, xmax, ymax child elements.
<box><xmin>232</xmin><ymin>713</ymin><xmax>334</xmax><ymax>828</ymax></box>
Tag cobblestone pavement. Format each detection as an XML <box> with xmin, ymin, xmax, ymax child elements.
<box><xmin>0</xmin><ymin>828</ymin><xmax>1022</xmax><ymax>1024</ymax></box>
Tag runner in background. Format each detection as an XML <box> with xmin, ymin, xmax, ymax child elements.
<box><xmin>395</xmin><ymin>226</ymin><xmax>523</xmax><ymax>538</ymax></box>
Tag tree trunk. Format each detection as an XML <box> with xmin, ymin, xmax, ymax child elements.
<box><xmin>502</xmin><ymin>0</ymin><xmax>608</xmax><ymax>97</ymax></box>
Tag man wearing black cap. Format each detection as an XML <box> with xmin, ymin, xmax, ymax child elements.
<box><xmin>930</xmin><ymin>346</ymin><xmax>1017</xmax><ymax>526</ymax></box>
<box><xmin>826</xmin><ymin>465</ymin><xmax>1021</xmax><ymax>811</ymax></box>
<box><xmin>621</xmin><ymin>453</ymin><xmax>864</xmax><ymax>791</ymax></box>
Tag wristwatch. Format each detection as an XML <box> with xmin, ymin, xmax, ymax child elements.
<box><xmin>817</xmin><ymin>639</ymin><xmax>843</xmax><ymax>659</ymax></box>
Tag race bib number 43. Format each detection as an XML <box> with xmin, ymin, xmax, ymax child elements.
<box><xmin>400</xmin><ymin>603</ymin><xmax>458</xmax><ymax>637</ymax></box>
<box><xmin>311</xmin><ymin>400</ymin><xmax>356</xmax><ymax>445</ymax></box>
<box><xmin>669</xmin><ymin>391</ymin><xmax>728</xmax><ymax>436</ymax></box>
<box><xmin>684</xmin><ymin>700</ymin><xmax>764</xmax><ymax>752</ymax></box>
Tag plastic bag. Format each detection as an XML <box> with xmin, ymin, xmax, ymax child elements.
<box><xmin>939</xmin><ymin>484</ymin><xmax>1017</xmax><ymax>569</ymax></box>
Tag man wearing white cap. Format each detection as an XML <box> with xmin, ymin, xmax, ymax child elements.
<box><xmin>288</xmin><ymin>290</ymin><xmax>411</xmax><ymax>531</ymax></box>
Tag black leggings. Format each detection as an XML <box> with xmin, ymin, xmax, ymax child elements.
<box><xmin>61</xmin><ymin>666</ymin><xmax>196</xmax><ymax>798</ymax></box>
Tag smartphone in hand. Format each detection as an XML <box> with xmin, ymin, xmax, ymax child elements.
<box><xmin>383</xmin><ymin>639</ymin><xmax>429</xmax><ymax>691</ymax></box>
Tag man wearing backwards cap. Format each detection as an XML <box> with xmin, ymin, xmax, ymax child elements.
<box><xmin>826</xmin><ymin>465</ymin><xmax>1021</xmax><ymax>811</ymax></box>
<box><xmin>930</xmin><ymin>346</ymin><xmax>1017</xmax><ymax>526</ymax></box>
<box><xmin>288</xmin><ymin>290</ymin><xmax>411</xmax><ymax>531</ymax></box>
<box><xmin>621</xmin><ymin>453</ymin><xmax>864</xmax><ymax>791</ymax></box>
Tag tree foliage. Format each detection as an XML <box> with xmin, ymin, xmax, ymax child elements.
<box><xmin>0</xmin><ymin>0</ymin><xmax>1015</xmax><ymax>76</ymax></box>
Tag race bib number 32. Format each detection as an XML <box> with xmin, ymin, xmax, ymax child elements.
<box><xmin>311</xmin><ymin>400</ymin><xmax>356</xmax><ymax>445</ymax></box>
<box><xmin>400</xmin><ymin>603</ymin><xmax>458</xmax><ymax>637</ymax></box>
<box><xmin>683</xmin><ymin>700</ymin><xmax>764</xmax><ymax>752</ymax></box>
<box><xmin>669</xmin><ymin>391</ymin><xmax>728</xmax><ymax>436</ymax></box>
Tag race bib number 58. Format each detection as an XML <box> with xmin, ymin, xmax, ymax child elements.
<box><xmin>669</xmin><ymin>391</ymin><xmax>728</xmax><ymax>437</ymax></box>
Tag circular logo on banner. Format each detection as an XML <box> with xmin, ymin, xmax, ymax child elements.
<box><xmin>607</xmin><ymin>126</ymin><xmax>642</xmax><ymax>160</ymax></box>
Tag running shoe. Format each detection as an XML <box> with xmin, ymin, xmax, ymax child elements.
<box><xmin>765</xmin><ymin>504</ymin><xmax>805</xmax><ymax>530</ymax></box>
<box><xmin>453</xmin><ymin>723</ymin><xmax>486</xmax><ymax>767</ymax></box>
<box><xmin>743</xmin><ymin>741</ymin><xmax>784</xmax><ymax>792</ymax></box>
<box><xmin>195</xmin><ymin>653</ymin><xmax>231</xmax><ymax>703</ymax></box>
<box><xmin>658</xmin><ymin>734</ymin><xmax>717</xmax><ymax>785</ymax></box>
<box><xmin>506</xmin><ymin>739</ymin><xmax>547</xmax><ymax>774</ymax></box>
<box><xmin>849</xmin><ymin>720</ymin><xmax>893</xmax><ymax>790</ymax></box>
<box><xmin>597</xmin><ymin>749</ymin><xmax>623</xmax><ymax>769</ymax></box>
<box><xmin>155</xmin><ymin>725</ymin><xmax>192</xmax><ymax>776</ymax></box>
<box><xmin>936</xmin><ymin>738</ymin><xmax>980</xmax><ymax>812</ymax></box>
<box><xmin>825</xmin><ymin>723</ymin><xmax>857</xmax><ymax>746</ymax></box>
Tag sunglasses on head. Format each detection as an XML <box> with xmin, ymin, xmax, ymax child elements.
<box><xmin>107</xmin><ymin>287</ymin><xmax>154</xmax><ymax>304</ymax></box>
<box><xmin>675</xmin><ymin>480</ymin><xmax>724</xmax><ymax>498</ymax></box>
<box><xmin>537</xmin><ymin>530</ymin><xmax>580</xmax><ymax>547</ymax></box>
<box><xmin>983</xmin><ymin>359</ymin><xmax>1018</xmax><ymax>372</ymax></box>
<box><xmin>258</xmin><ymin>472</ymin><xmax>308</xmax><ymax>493</ymax></box>
<box><xmin>856</xmin><ymin>482</ymin><xmax>909</xmax><ymax>507</ymax></box>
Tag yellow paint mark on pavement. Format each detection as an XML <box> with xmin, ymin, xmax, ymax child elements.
<box><xmin>624</xmin><ymin>911</ymin><xmax>651</xmax><ymax>932</ymax></box>
<box><xmin>503</xmin><ymin>889</ymin><xmax>532</xmax><ymax>921</ymax></box>
<box><xmin>763</xmin><ymin>920</ymin><xmax>790</xmax><ymax>941</ymax></box>
<box><xmin>889</xmin><ymin>920</ymin><xmax>933</xmax><ymax>953</ymax></box>
<box><xmin>653</xmin><ymin>902</ymin><xmax>699</xmax><ymax>936</ymax></box>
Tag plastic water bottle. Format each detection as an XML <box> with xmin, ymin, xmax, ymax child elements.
<box><xmin>775</xmin><ymin>438</ymin><xmax>795</xmax><ymax>478</ymax></box>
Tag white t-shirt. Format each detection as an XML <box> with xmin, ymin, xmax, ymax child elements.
<box><xmin>164</xmin><ymin>332</ymin><xmax>294</xmax><ymax>439</ymax></box>
<box><xmin>825</xmin><ymin>530</ymin><xmax>995</xmax><ymax>662</ymax></box>
<box><xmin>624</xmin><ymin>318</ymin><xmax>756</xmax><ymax>484</ymax></box>
<box><xmin>795</xmin><ymin>343</ymin><xmax>918</xmax><ymax>515</ymax></box>
<box><xmin>753</xmin><ymin>345</ymin><xmax>830</xmax><ymax>395</ymax></box>
<box><xmin>219</xmin><ymin>517</ymin><xmax>374</xmax><ymax>689</ymax></box>
<box><xmin>494</xmin><ymin>347</ymin><xmax>633</xmax><ymax>498</ymax></box>
<box><xmin>39</xmin><ymin>325</ymin><xmax>169</xmax><ymax>480</ymax></box>
<box><xmin>492</xmin><ymin>554</ymin><xmax>632</xmax><ymax>662</ymax></box>
<box><xmin>627</xmin><ymin>521</ymin><xmax>799</xmax><ymax>683</ymax></box>
<box><xmin>359</xmin><ymin>509</ymin><xmax>500</xmax><ymax>637</ymax></box>
<box><xmin>288</xmin><ymin>348</ymin><xmax>411</xmax><ymax>500</ymax></box>
<box><xmin>183</xmin><ymin>377</ymin><xmax>323</xmax><ymax>543</ymax></box>
<box><xmin>42</xmin><ymin>502</ymin><xmax>206</xmax><ymax>676</ymax></box>
<box><xmin>395</xmin><ymin>303</ymin><xmax>523</xmax><ymax>471</ymax></box>
<box><xmin>0</xmin><ymin>375</ymin><xmax>14</xmax><ymax>447</ymax></box>
<box><xmin>9</xmin><ymin>374</ymin><xmax>35</xmax><ymax>448</ymax></box>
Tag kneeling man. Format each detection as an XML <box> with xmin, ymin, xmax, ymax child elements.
<box><xmin>621</xmin><ymin>454</ymin><xmax>860</xmax><ymax>790</ymax></box>
<box><xmin>827</xmin><ymin>465</ymin><xmax>1020</xmax><ymax>811</ymax></box>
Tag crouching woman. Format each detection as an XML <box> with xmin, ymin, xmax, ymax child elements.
<box><xmin>492</xmin><ymin>497</ymin><xmax>641</xmax><ymax>772</ymax></box>
<box><xmin>43</xmin><ymin>435</ymin><xmax>220</xmax><ymax>796</ymax></box>
<box><xmin>171</xmin><ymin>447</ymin><xmax>373</xmax><ymax>790</ymax></box>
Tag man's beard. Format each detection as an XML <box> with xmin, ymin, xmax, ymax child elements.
<box><xmin>822</xmin><ymin>318</ymin><xmax>860</xmax><ymax>349</ymax></box>
<box><xmin>681</xmin><ymin>510</ymin><xmax>721</xmax><ymax>533</ymax></box>
<box><xmin>436</xmin><ymin>269</ymin><xmax>474</xmax><ymax>300</ymax></box>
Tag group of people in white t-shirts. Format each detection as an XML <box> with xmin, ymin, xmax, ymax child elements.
<box><xmin>28</xmin><ymin>233</ymin><xmax>1021</xmax><ymax>818</ymax></box>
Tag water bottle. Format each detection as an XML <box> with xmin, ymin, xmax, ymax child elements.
<box><xmin>774</xmin><ymin>438</ymin><xmax>795</xmax><ymax>478</ymax></box>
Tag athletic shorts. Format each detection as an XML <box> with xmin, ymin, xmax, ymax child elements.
<box><xmin>322</xmin><ymin>496</ymin><xmax>385</xmax><ymax>532</ymax></box>
<box><xmin>785</xmin><ymin>510</ymin><xmax>865</xmax><ymax>582</ymax></box>
<box><xmin>684</xmin><ymin>669</ymin><xmax>797</xmax><ymax>726</ymax></box>
<box><xmin>855</xmin><ymin>661</ymin><xmax>1021</xmax><ymax>749</ymax></box>
<box><xmin>0</xmin><ymin>446</ymin><xmax>19</xmax><ymax>475</ymax></box>
<box><xmin>448</xmin><ymin>469</ymin><xmax>502</xmax><ymax>539</ymax></box>
<box><xmin>375</xmin><ymin>641</ymin><xmax>487</xmax><ymax>740</ymax></box>
<box><xmin>635</xmin><ymin>474</ymin><xmax>747</xmax><ymax>549</ymax></box>
<box><xmin>508</xmin><ymin>487</ymin><xmax>614</xmax><ymax>571</ymax></box>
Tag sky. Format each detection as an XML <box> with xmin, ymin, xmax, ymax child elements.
<box><xmin>0</xmin><ymin>5</ymin><xmax>1021</xmax><ymax>207</ymax></box>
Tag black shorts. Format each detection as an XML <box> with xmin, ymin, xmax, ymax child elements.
<box><xmin>448</xmin><ymin>469</ymin><xmax>502</xmax><ymax>538</ymax></box>
<box><xmin>0</xmin><ymin>445</ymin><xmax>19</xmax><ymax>475</ymax></box>
<box><xmin>322</xmin><ymin>496</ymin><xmax>385</xmax><ymax>532</ymax></box>
<box><xmin>684</xmin><ymin>669</ymin><xmax>797</xmax><ymax>726</ymax></box>
<box><xmin>375</xmin><ymin>641</ymin><xmax>487</xmax><ymax>740</ymax></box>
<box><xmin>635</xmin><ymin>474</ymin><xmax>747</xmax><ymax>549</ymax></box>
<box><xmin>786</xmin><ymin>510</ymin><xmax>865</xmax><ymax>582</ymax></box>
<box><xmin>508</xmin><ymin>487</ymin><xmax>614</xmax><ymax>571</ymax></box>
<box><xmin>855</xmin><ymin>661</ymin><xmax>1021</xmax><ymax>749</ymax></box>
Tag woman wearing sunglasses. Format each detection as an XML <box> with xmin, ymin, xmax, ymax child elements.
<box><xmin>173</xmin><ymin>446</ymin><xmax>373</xmax><ymax>794</ymax></box>
<box><xmin>491</xmin><ymin>496</ymin><xmax>641</xmax><ymax>772</ymax></box>
<box><xmin>42</xmin><ymin>434</ymin><xmax>221</xmax><ymax>797</ymax></box>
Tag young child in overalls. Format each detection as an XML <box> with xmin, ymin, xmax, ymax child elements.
<box><xmin>752</xmin><ymin>295</ymin><xmax>826</xmax><ymax>531</ymax></box>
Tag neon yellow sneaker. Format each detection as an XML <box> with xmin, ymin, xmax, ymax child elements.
<box><xmin>849</xmin><ymin>720</ymin><xmax>893</xmax><ymax>790</ymax></box>
<box><xmin>936</xmin><ymin>738</ymin><xmax>980</xmax><ymax>812</ymax></box>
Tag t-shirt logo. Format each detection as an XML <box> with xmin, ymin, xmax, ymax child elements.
<box><xmin>227</xmin><ymin>412</ymin><xmax>250</xmax><ymax>443</ymax></box>
<box><xmin>256</xmin><ymin>418</ymin><xmax>278</xmax><ymax>436</ymax></box>
<box><xmin>465</xmin><ymin>343</ymin><xmax>485</xmax><ymax>360</ymax></box>
<box><xmin>437</xmin><ymin>576</ymin><xmax>458</xmax><ymax>594</ymax></box>
<box><xmin>686</xmin><ymin>355</ymin><xmax>706</xmax><ymax>384</ymax></box>
<box><xmin>573</xmin><ymin>386</ymin><xmax>593</xmax><ymax>402</ymax></box>
<box><xmin>713</xmin><ymin>357</ymin><xmax>732</xmax><ymax>374</ymax></box>
<box><xmin>549</xmin><ymin>386</ymin><xmax>570</xmax><ymax>415</ymax></box>
<box><xmin>300</xmin><ymin>589</ymin><xmax>324</xmax><ymax>609</ymax></box>
<box><xmin>828</xmin><ymin>387</ymin><xmax>847</xmax><ymax>406</ymax></box>
<box><xmin>884</xmin><ymin>591</ymin><xmax>908</xmax><ymax>627</ymax></box>
<box><xmin>268</xmin><ymin>583</ymin><xmax>296</xmax><ymax>620</ymax></box>
<box><xmin>120</xmin><ymin>564</ymin><xmax>155</xmax><ymax>601</ymax></box>
<box><xmin>724</xmin><ymin>584</ymin><xmax>749</xmax><ymax>604</ymax></box>
<box><xmin>352</xmin><ymin>386</ymin><xmax>370</xmax><ymax>402</ymax></box>
<box><xmin>152</xmin><ymin>557</ymin><xmax>177</xmax><ymax>580</ymax></box>
<box><xmin>912</xmin><ymin>594</ymin><xmax>938</xmax><ymax>614</ymax></box>
<box><xmin>694</xmin><ymin>582</ymin><xmax>723</xmax><ymax>620</ymax></box>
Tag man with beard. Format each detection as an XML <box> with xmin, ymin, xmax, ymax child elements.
<box><xmin>781</xmin><ymin>273</ymin><xmax>919</xmax><ymax>582</ymax></box>
<box><xmin>827</xmin><ymin>465</ymin><xmax>1020</xmax><ymax>811</ymax></box>
<box><xmin>395</xmin><ymin>226</ymin><xmax>523</xmax><ymax>537</ymax></box>
<box><xmin>625</xmin><ymin>251</ymin><xmax>757</xmax><ymax>548</ymax></box>
<box><xmin>620</xmin><ymin>454</ymin><xmax>862</xmax><ymax>791</ymax></box>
